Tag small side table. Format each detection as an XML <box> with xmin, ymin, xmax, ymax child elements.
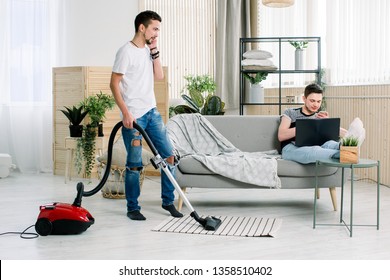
<box><xmin>313</xmin><ymin>158</ymin><xmax>380</xmax><ymax>237</ymax></box>
<box><xmin>64</xmin><ymin>136</ymin><xmax>104</xmax><ymax>183</ymax></box>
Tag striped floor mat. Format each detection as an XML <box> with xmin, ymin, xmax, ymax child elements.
<box><xmin>152</xmin><ymin>215</ymin><xmax>282</xmax><ymax>237</ymax></box>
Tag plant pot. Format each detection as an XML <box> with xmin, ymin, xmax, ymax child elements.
<box><xmin>69</xmin><ymin>125</ymin><xmax>83</xmax><ymax>137</ymax></box>
<box><xmin>98</xmin><ymin>123</ymin><xmax>104</xmax><ymax>137</ymax></box>
<box><xmin>295</xmin><ymin>49</ymin><xmax>305</xmax><ymax>70</ymax></box>
<box><xmin>249</xmin><ymin>83</ymin><xmax>264</xmax><ymax>103</ymax></box>
<box><xmin>340</xmin><ymin>146</ymin><xmax>359</xmax><ymax>164</ymax></box>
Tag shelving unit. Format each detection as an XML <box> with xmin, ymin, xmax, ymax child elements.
<box><xmin>239</xmin><ymin>36</ymin><xmax>321</xmax><ymax>115</ymax></box>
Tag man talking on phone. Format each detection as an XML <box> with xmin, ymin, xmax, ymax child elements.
<box><xmin>110</xmin><ymin>10</ymin><xmax>183</xmax><ymax>221</ymax></box>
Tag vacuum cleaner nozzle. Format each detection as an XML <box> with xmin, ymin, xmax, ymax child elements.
<box><xmin>191</xmin><ymin>211</ymin><xmax>222</xmax><ymax>231</ymax></box>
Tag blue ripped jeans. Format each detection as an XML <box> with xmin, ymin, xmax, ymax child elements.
<box><xmin>122</xmin><ymin>108</ymin><xmax>176</xmax><ymax>212</ymax></box>
<box><xmin>281</xmin><ymin>140</ymin><xmax>340</xmax><ymax>164</ymax></box>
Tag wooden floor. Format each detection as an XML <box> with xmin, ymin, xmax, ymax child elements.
<box><xmin>0</xmin><ymin>171</ymin><xmax>389</xmax><ymax>260</ymax></box>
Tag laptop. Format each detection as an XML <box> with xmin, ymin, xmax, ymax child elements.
<box><xmin>295</xmin><ymin>118</ymin><xmax>340</xmax><ymax>147</ymax></box>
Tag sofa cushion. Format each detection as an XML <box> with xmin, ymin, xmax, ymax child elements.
<box><xmin>178</xmin><ymin>156</ymin><xmax>214</xmax><ymax>175</ymax></box>
<box><xmin>179</xmin><ymin>155</ymin><xmax>339</xmax><ymax>177</ymax></box>
<box><xmin>276</xmin><ymin>159</ymin><xmax>338</xmax><ymax>177</ymax></box>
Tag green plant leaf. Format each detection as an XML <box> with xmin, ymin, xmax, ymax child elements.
<box><xmin>80</xmin><ymin>91</ymin><xmax>115</xmax><ymax>126</ymax></box>
<box><xmin>188</xmin><ymin>90</ymin><xmax>204</xmax><ymax>108</ymax></box>
<box><xmin>181</xmin><ymin>94</ymin><xmax>200</xmax><ymax>112</ymax></box>
<box><xmin>173</xmin><ymin>104</ymin><xmax>198</xmax><ymax>114</ymax></box>
<box><xmin>341</xmin><ymin>136</ymin><xmax>359</xmax><ymax>146</ymax></box>
<box><xmin>75</xmin><ymin>124</ymin><xmax>97</xmax><ymax>178</ymax></box>
<box><xmin>182</xmin><ymin>74</ymin><xmax>217</xmax><ymax>94</ymax></box>
<box><xmin>202</xmin><ymin>95</ymin><xmax>222</xmax><ymax>115</ymax></box>
<box><xmin>243</xmin><ymin>72</ymin><xmax>268</xmax><ymax>84</ymax></box>
<box><xmin>288</xmin><ymin>40</ymin><xmax>309</xmax><ymax>50</ymax></box>
<box><xmin>60</xmin><ymin>105</ymin><xmax>88</xmax><ymax>126</ymax></box>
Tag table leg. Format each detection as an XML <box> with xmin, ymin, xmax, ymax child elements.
<box><xmin>350</xmin><ymin>166</ymin><xmax>354</xmax><ymax>237</ymax></box>
<box><xmin>313</xmin><ymin>160</ymin><xmax>319</xmax><ymax>229</ymax></box>
<box><xmin>377</xmin><ymin>161</ymin><xmax>380</xmax><ymax>230</ymax></box>
<box><xmin>340</xmin><ymin>167</ymin><xmax>345</xmax><ymax>223</ymax></box>
<box><xmin>65</xmin><ymin>148</ymin><xmax>71</xmax><ymax>184</ymax></box>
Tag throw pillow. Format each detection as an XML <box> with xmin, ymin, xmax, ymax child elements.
<box><xmin>243</xmin><ymin>49</ymin><xmax>273</xmax><ymax>59</ymax></box>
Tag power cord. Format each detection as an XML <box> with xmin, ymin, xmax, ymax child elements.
<box><xmin>0</xmin><ymin>224</ymin><xmax>39</xmax><ymax>239</ymax></box>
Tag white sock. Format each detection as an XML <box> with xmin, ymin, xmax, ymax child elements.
<box><xmin>345</xmin><ymin>117</ymin><xmax>365</xmax><ymax>146</ymax></box>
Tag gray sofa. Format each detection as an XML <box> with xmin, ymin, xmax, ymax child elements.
<box><xmin>171</xmin><ymin>115</ymin><xmax>344</xmax><ymax>211</ymax></box>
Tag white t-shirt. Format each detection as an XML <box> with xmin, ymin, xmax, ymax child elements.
<box><xmin>112</xmin><ymin>42</ymin><xmax>156</xmax><ymax>119</ymax></box>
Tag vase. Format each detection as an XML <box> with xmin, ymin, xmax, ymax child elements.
<box><xmin>69</xmin><ymin>124</ymin><xmax>83</xmax><ymax>137</ymax></box>
<box><xmin>295</xmin><ymin>49</ymin><xmax>305</xmax><ymax>70</ymax></box>
<box><xmin>249</xmin><ymin>83</ymin><xmax>264</xmax><ymax>103</ymax></box>
<box><xmin>98</xmin><ymin>123</ymin><xmax>104</xmax><ymax>137</ymax></box>
<box><xmin>340</xmin><ymin>146</ymin><xmax>359</xmax><ymax>164</ymax></box>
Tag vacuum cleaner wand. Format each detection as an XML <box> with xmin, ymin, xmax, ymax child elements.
<box><xmin>132</xmin><ymin>122</ymin><xmax>222</xmax><ymax>231</ymax></box>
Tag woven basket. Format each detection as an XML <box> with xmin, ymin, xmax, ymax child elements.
<box><xmin>98</xmin><ymin>163</ymin><xmax>146</xmax><ymax>199</ymax></box>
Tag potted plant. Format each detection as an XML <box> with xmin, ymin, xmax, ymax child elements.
<box><xmin>60</xmin><ymin>105</ymin><xmax>88</xmax><ymax>137</ymax></box>
<box><xmin>243</xmin><ymin>72</ymin><xmax>268</xmax><ymax>103</ymax></box>
<box><xmin>75</xmin><ymin>124</ymin><xmax>97</xmax><ymax>178</ymax></box>
<box><xmin>172</xmin><ymin>74</ymin><xmax>225</xmax><ymax>115</ymax></box>
<box><xmin>289</xmin><ymin>40</ymin><xmax>309</xmax><ymax>70</ymax></box>
<box><xmin>80</xmin><ymin>91</ymin><xmax>116</xmax><ymax>136</ymax></box>
<box><xmin>75</xmin><ymin>91</ymin><xmax>116</xmax><ymax>178</ymax></box>
<box><xmin>340</xmin><ymin>136</ymin><xmax>359</xmax><ymax>164</ymax></box>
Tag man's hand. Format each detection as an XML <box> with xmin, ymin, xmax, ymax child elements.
<box><xmin>148</xmin><ymin>37</ymin><xmax>158</xmax><ymax>49</ymax></box>
<box><xmin>316</xmin><ymin>111</ymin><xmax>329</xmax><ymax>118</ymax></box>
<box><xmin>122</xmin><ymin>113</ymin><xmax>135</xmax><ymax>129</ymax></box>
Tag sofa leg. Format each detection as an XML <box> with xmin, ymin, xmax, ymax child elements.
<box><xmin>177</xmin><ymin>187</ymin><xmax>186</xmax><ymax>211</ymax></box>
<box><xmin>329</xmin><ymin>187</ymin><xmax>338</xmax><ymax>211</ymax></box>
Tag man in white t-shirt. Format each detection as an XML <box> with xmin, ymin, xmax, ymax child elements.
<box><xmin>110</xmin><ymin>10</ymin><xmax>182</xmax><ymax>221</ymax></box>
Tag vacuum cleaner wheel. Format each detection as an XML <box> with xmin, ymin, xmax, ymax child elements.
<box><xmin>35</xmin><ymin>218</ymin><xmax>53</xmax><ymax>236</ymax></box>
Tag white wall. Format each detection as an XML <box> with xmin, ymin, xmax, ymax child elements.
<box><xmin>55</xmin><ymin>0</ymin><xmax>138</xmax><ymax>67</ymax></box>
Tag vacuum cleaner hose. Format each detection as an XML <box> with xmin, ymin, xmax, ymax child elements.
<box><xmin>81</xmin><ymin>121</ymin><xmax>159</xmax><ymax>197</ymax></box>
<box><xmin>81</xmin><ymin>121</ymin><xmax>123</xmax><ymax>197</ymax></box>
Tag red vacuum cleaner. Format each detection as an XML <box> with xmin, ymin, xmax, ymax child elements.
<box><xmin>35</xmin><ymin>121</ymin><xmax>221</xmax><ymax>235</ymax></box>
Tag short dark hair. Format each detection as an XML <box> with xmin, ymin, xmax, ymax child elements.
<box><xmin>304</xmin><ymin>83</ymin><xmax>323</xmax><ymax>97</ymax></box>
<box><xmin>134</xmin><ymin>10</ymin><xmax>162</xmax><ymax>33</ymax></box>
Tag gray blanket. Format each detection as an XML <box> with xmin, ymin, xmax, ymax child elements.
<box><xmin>167</xmin><ymin>114</ymin><xmax>281</xmax><ymax>188</ymax></box>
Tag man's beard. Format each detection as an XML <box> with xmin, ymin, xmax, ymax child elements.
<box><xmin>144</xmin><ymin>34</ymin><xmax>153</xmax><ymax>45</ymax></box>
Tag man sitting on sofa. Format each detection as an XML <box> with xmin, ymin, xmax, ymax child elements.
<box><xmin>278</xmin><ymin>83</ymin><xmax>355</xmax><ymax>164</ymax></box>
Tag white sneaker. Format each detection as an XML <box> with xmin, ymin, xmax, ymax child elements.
<box><xmin>345</xmin><ymin>117</ymin><xmax>365</xmax><ymax>146</ymax></box>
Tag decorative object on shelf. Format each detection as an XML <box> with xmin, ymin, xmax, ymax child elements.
<box><xmin>286</xmin><ymin>95</ymin><xmax>297</xmax><ymax>103</ymax></box>
<box><xmin>241</xmin><ymin>49</ymin><xmax>277</xmax><ymax>71</ymax></box>
<box><xmin>243</xmin><ymin>72</ymin><xmax>268</xmax><ymax>103</ymax></box>
<box><xmin>262</xmin><ymin>0</ymin><xmax>294</xmax><ymax>8</ymax></box>
<box><xmin>79</xmin><ymin>91</ymin><xmax>116</xmax><ymax>137</ymax></box>
<box><xmin>289</xmin><ymin>40</ymin><xmax>309</xmax><ymax>70</ymax></box>
<box><xmin>172</xmin><ymin>74</ymin><xmax>225</xmax><ymax>115</ymax></box>
<box><xmin>75</xmin><ymin>91</ymin><xmax>116</xmax><ymax>178</ymax></box>
<box><xmin>340</xmin><ymin>136</ymin><xmax>359</xmax><ymax>164</ymax></box>
<box><xmin>60</xmin><ymin>105</ymin><xmax>89</xmax><ymax>137</ymax></box>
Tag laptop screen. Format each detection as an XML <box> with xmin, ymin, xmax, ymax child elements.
<box><xmin>295</xmin><ymin>118</ymin><xmax>340</xmax><ymax>147</ymax></box>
